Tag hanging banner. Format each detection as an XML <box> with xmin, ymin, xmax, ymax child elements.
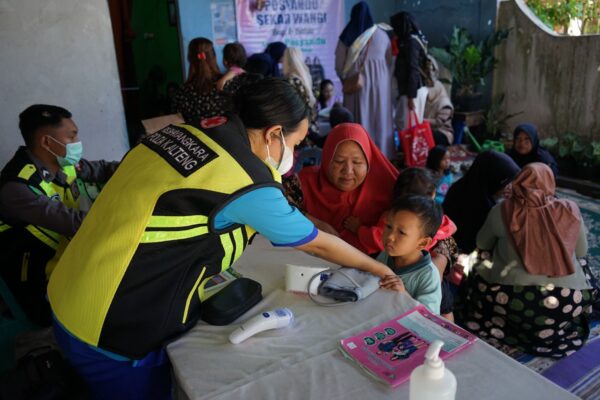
<box><xmin>236</xmin><ymin>0</ymin><xmax>344</xmax><ymax>90</ymax></box>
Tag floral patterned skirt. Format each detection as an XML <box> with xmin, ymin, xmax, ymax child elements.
<box><xmin>459</xmin><ymin>274</ymin><xmax>593</xmax><ymax>358</ymax></box>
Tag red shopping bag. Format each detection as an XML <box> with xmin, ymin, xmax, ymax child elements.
<box><xmin>398</xmin><ymin>111</ymin><xmax>435</xmax><ymax>167</ymax></box>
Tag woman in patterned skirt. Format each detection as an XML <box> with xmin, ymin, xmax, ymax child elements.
<box><xmin>459</xmin><ymin>163</ymin><xmax>594</xmax><ymax>358</ymax></box>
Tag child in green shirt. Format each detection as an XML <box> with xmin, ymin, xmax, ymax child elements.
<box><xmin>378</xmin><ymin>195</ymin><xmax>443</xmax><ymax>313</ymax></box>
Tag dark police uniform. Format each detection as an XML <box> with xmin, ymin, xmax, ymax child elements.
<box><xmin>0</xmin><ymin>146</ymin><xmax>117</xmax><ymax>325</ymax></box>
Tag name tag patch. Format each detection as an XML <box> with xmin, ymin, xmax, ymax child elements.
<box><xmin>143</xmin><ymin>125</ymin><xmax>218</xmax><ymax>177</ymax></box>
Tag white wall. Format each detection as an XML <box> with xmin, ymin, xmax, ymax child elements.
<box><xmin>0</xmin><ymin>0</ymin><xmax>129</xmax><ymax>166</ymax></box>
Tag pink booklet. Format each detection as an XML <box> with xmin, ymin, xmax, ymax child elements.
<box><xmin>339</xmin><ymin>305</ymin><xmax>477</xmax><ymax>387</ymax></box>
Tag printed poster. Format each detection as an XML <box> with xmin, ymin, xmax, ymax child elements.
<box><xmin>211</xmin><ymin>1</ymin><xmax>237</xmax><ymax>47</ymax></box>
<box><xmin>236</xmin><ymin>0</ymin><xmax>345</xmax><ymax>88</ymax></box>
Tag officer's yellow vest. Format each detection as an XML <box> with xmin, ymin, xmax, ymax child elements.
<box><xmin>48</xmin><ymin>120</ymin><xmax>281</xmax><ymax>358</ymax></box>
<box><xmin>0</xmin><ymin>152</ymin><xmax>80</xmax><ymax>284</ymax></box>
<box><xmin>1</xmin><ymin>163</ymin><xmax>78</xmax><ymax>250</ymax></box>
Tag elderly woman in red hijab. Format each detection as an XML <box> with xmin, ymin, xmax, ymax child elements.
<box><xmin>459</xmin><ymin>163</ymin><xmax>593</xmax><ymax>358</ymax></box>
<box><xmin>299</xmin><ymin>123</ymin><xmax>399</xmax><ymax>255</ymax></box>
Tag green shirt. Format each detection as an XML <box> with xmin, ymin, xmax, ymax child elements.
<box><xmin>377</xmin><ymin>251</ymin><xmax>441</xmax><ymax>314</ymax></box>
<box><xmin>475</xmin><ymin>203</ymin><xmax>590</xmax><ymax>289</ymax></box>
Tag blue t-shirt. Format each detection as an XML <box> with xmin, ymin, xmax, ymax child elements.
<box><xmin>435</xmin><ymin>172</ymin><xmax>453</xmax><ymax>204</ymax></box>
<box><xmin>214</xmin><ymin>186</ymin><xmax>317</xmax><ymax>247</ymax></box>
<box><xmin>55</xmin><ymin>187</ymin><xmax>317</xmax><ymax>365</ymax></box>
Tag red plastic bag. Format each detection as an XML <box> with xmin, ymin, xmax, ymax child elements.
<box><xmin>398</xmin><ymin>111</ymin><xmax>435</xmax><ymax>167</ymax></box>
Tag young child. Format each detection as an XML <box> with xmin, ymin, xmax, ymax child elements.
<box><xmin>426</xmin><ymin>145</ymin><xmax>453</xmax><ymax>204</ymax></box>
<box><xmin>216</xmin><ymin>42</ymin><xmax>247</xmax><ymax>90</ymax></box>
<box><xmin>378</xmin><ymin>195</ymin><xmax>443</xmax><ymax>314</ymax></box>
<box><xmin>392</xmin><ymin>167</ymin><xmax>459</xmax><ymax>321</ymax></box>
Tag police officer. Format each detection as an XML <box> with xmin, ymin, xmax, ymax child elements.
<box><xmin>0</xmin><ymin>104</ymin><xmax>118</xmax><ymax>326</ymax></box>
<box><xmin>48</xmin><ymin>79</ymin><xmax>398</xmax><ymax>399</ymax></box>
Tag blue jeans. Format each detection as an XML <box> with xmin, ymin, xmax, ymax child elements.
<box><xmin>52</xmin><ymin>320</ymin><xmax>172</xmax><ymax>400</ymax></box>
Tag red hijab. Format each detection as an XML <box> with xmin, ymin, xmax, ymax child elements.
<box><xmin>501</xmin><ymin>163</ymin><xmax>581</xmax><ymax>277</ymax></box>
<box><xmin>426</xmin><ymin>215</ymin><xmax>457</xmax><ymax>251</ymax></box>
<box><xmin>299</xmin><ymin>123</ymin><xmax>398</xmax><ymax>246</ymax></box>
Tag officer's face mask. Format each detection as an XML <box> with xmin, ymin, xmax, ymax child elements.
<box><xmin>46</xmin><ymin>135</ymin><xmax>83</xmax><ymax>167</ymax></box>
<box><xmin>265</xmin><ymin>130</ymin><xmax>294</xmax><ymax>175</ymax></box>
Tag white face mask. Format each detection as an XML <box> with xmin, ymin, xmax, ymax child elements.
<box><xmin>265</xmin><ymin>130</ymin><xmax>294</xmax><ymax>175</ymax></box>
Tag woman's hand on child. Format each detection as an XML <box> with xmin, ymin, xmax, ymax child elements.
<box><xmin>379</xmin><ymin>275</ymin><xmax>406</xmax><ymax>293</ymax></box>
<box><xmin>343</xmin><ymin>216</ymin><xmax>361</xmax><ymax>234</ymax></box>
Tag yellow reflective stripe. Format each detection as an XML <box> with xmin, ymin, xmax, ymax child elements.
<box><xmin>245</xmin><ymin>225</ymin><xmax>256</xmax><ymax>239</ymax></box>
<box><xmin>21</xmin><ymin>252</ymin><xmax>30</xmax><ymax>282</ymax></box>
<box><xmin>219</xmin><ymin>233</ymin><xmax>234</xmax><ymax>271</ymax></box>
<box><xmin>0</xmin><ymin>223</ymin><xmax>10</xmax><ymax>233</ymax></box>
<box><xmin>182</xmin><ymin>266</ymin><xmax>206</xmax><ymax>324</ymax></box>
<box><xmin>39</xmin><ymin>181</ymin><xmax>56</xmax><ymax>196</ymax></box>
<box><xmin>140</xmin><ymin>226</ymin><xmax>209</xmax><ymax>243</ymax></box>
<box><xmin>232</xmin><ymin>229</ymin><xmax>244</xmax><ymax>263</ymax></box>
<box><xmin>17</xmin><ymin>164</ymin><xmax>36</xmax><ymax>180</ymax></box>
<box><xmin>62</xmin><ymin>165</ymin><xmax>76</xmax><ymax>178</ymax></box>
<box><xmin>197</xmin><ymin>275</ymin><xmax>214</xmax><ymax>302</ymax></box>
<box><xmin>25</xmin><ymin>225</ymin><xmax>59</xmax><ymax>249</ymax></box>
<box><xmin>146</xmin><ymin>215</ymin><xmax>208</xmax><ymax>228</ymax></box>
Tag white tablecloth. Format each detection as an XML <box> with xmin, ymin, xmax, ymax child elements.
<box><xmin>167</xmin><ymin>236</ymin><xmax>577</xmax><ymax>400</ymax></box>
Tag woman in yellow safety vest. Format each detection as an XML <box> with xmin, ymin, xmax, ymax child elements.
<box><xmin>48</xmin><ymin>78</ymin><xmax>399</xmax><ymax>399</ymax></box>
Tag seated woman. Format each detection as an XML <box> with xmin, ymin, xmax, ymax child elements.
<box><xmin>317</xmin><ymin>79</ymin><xmax>341</xmax><ymax>112</ymax></box>
<box><xmin>282</xmin><ymin>47</ymin><xmax>316</xmax><ymax>108</ymax></box>
<box><xmin>245</xmin><ymin>53</ymin><xmax>274</xmax><ymax>77</ymax></box>
<box><xmin>264</xmin><ymin>41</ymin><xmax>287</xmax><ymax>77</ymax></box>
<box><xmin>443</xmin><ymin>151</ymin><xmax>520</xmax><ymax>254</ymax></box>
<box><xmin>459</xmin><ymin>163</ymin><xmax>593</xmax><ymax>358</ymax></box>
<box><xmin>172</xmin><ymin>37</ymin><xmax>226</xmax><ymax>122</ymax></box>
<box><xmin>507</xmin><ymin>123</ymin><xmax>558</xmax><ymax>177</ymax></box>
<box><xmin>299</xmin><ymin>123</ymin><xmax>399</xmax><ymax>255</ymax></box>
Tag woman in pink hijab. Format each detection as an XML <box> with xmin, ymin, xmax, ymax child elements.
<box><xmin>459</xmin><ymin>163</ymin><xmax>593</xmax><ymax>358</ymax></box>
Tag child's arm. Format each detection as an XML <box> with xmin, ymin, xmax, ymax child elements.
<box><xmin>377</xmin><ymin>252</ymin><xmax>408</xmax><ymax>294</ymax></box>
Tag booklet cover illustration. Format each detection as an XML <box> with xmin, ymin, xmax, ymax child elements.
<box><xmin>339</xmin><ymin>304</ymin><xmax>477</xmax><ymax>387</ymax></box>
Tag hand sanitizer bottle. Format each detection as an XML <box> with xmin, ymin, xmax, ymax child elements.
<box><xmin>409</xmin><ymin>340</ymin><xmax>457</xmax><ymax>400</ymax></box>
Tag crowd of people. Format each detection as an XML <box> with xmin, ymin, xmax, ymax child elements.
<box><xmin>0</xmin><ymin>1</ymin><xmax>594</xmax><ymax>399</ymax></box>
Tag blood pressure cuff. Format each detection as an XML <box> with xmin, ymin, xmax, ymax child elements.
<box><xmin>318</xmin><ymin>268</ymin><xmax>380</xmax><ymax>302</ymax></box>
<box><xmin>200</xmin><ymin>278</ymin><xmax>262</xmax><ymax>325</ymax></box>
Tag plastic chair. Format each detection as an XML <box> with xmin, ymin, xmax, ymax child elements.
<box><xmin>0</xmin><ymin>277</ymin><xmax>36</xmax><ymax>373</ymax></box>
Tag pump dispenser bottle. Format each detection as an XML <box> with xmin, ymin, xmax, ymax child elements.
<box><xmin>409</xmin><ymin>340</ymin><xmax>457</xmax><ymax>400</ymax></box>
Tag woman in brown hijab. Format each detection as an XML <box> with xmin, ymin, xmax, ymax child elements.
<box><xmin>459</xmin><ymin>163</ymin><xmax>593</xmax><ymax>358</ymax></box>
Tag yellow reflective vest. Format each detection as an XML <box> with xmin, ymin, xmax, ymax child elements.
<box><xmin>0</xmin><ymin>147</ymin><xmax>79</xmax><ymax>251</ymax></box>
<box><xmin>48</xmin><ymin>116</ymin><xmax>281</xmax><ymax>358</ymax></box>
<box><xmin>0</xmin><ymin>147</ymin><xmax>81</xmax><ymax>325</ymax></box>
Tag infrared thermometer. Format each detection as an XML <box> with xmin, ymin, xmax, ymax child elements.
<box><xmin>229</xmin><ymin>308</ymin><xmax>294</xmax><ymax>344</ymax></box>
